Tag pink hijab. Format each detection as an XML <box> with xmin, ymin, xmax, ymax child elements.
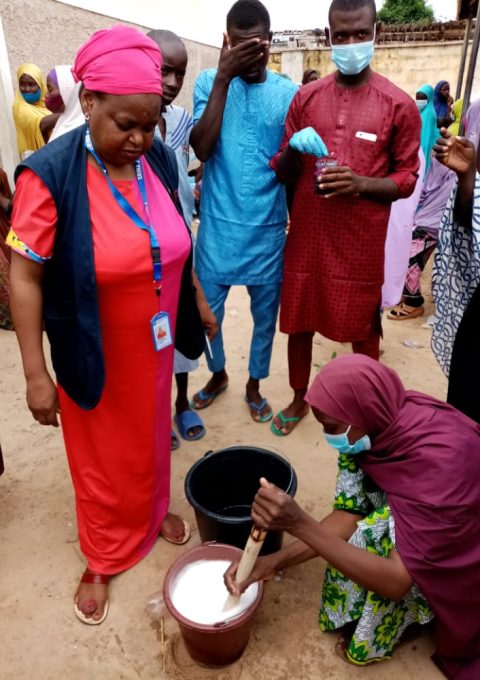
<box><xmin>72</xmin><ymin>25</ymin><xmax>163</xmax><ymax>95</ymax></box>
<box><xmin>306</xmin><ymin>355</ymin><xmax>480</xmax><ymax>679</ymax></box>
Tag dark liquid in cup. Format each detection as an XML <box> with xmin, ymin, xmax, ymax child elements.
<box><xmin>314</xmin><ymin>159</ymin><xmax>338</xmax><ymax>196</ymax></box>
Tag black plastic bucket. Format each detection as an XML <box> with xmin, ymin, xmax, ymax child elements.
<box><xmin>184</xmin><ymin>446</ymin><xmax>297</xmax><ymax>555</ymax></box>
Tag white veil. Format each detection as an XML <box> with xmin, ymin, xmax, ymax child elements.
<box><xmin>49</xmin><ymin>65</ymin><xmax>84</xmax><ymax>142</ymax></box>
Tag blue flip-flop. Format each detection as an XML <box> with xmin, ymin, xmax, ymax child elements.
<box><xmin>245</xmin><ymin>397</ymin><xmax>273</xmax><ymax>423</ymax></box>
<box><xmin>174</xmin><ymin>410</ymin><xmax>206</xmax><ymax>441</ymax></box>
<box><xmin>190</xmin><ymin>384</ymin><xmax>228</xmax><ymax>410</ymax></box>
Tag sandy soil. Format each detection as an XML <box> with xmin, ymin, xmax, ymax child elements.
<box><xmin>0</xmin><ymin>279</ymin><xmax>446</xmax><ymax>680</ymax></box>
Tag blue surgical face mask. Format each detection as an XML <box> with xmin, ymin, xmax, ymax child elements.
<box><xmin>416</xmin><ymin>99</ymin><xmax>428</xmax><ymax>112</ymax></box>
<box><xmin>330</xmin><ymin>28</ymin><xmax>375</xmax><ymax>76</ymax></box>
<box><xmin>324</xmin><ymin>425</ymin><xmax>371</xmax><ymax>455</ymax></box>
<box><xmin>21</xmin><ymin>90</ymin><xmax>41</xmax><ymax>104</ymax></box>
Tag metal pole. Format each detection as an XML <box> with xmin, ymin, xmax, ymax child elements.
<box><xmin>456</xmin><ymin>17</ymin><xmax>472</xmax><ymax>100</ymax></box>
<box><xmin>460</xmin><ymin>3</ymin><xmax>480</xmax><ymax>134</ymax></box>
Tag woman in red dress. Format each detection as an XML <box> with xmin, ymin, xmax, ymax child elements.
<box><xmin>8</xmin><ymin>27</ymin><xmax>215</xmax><ymax>624</ymax></box>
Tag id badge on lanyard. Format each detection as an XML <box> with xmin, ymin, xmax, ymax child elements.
<box><xmin>150</xmin><ymin>311</ymin><xmax>173</xmax><ymax>351</ymax></box>
<box><xmin>85</xmin><ymin>128</ymin><xmax>172</xmax><ymax>352</ymax></box>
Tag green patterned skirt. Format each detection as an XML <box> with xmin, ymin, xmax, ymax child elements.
<box><xmin>319</xmin><ymin>505</ymin><xmax>434</xmax><ymax>665</ymax></box>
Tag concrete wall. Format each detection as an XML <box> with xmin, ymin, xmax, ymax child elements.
<box><xmin>0</xmin><ymin>0</ymin><xmax>220</xmax><ymax>177</ymax></box>
<box><xmin>270</xmin><ymin>41</ymin><xmax>480</xmax><ymax>99</ymax></box>
<box><xmin>1</xmin><ymin>0</ymin><xmax>220</xmax><ymax>109</ymax></box>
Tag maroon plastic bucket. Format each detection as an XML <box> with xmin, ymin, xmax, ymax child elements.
<box><xmin>163</xmin><ymin>542</ymin><xmax>264</xmax><ymax>667</ymax></box>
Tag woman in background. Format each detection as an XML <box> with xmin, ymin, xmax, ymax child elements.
<box><xmin>382</xmin><ymin>83</ymin><xmax>433</xmax><ymax>312</ymax></box>
<box><xmin>433</xmin><ymin>80</ymin><xmax>453</xmax><ymax>129</ymax></box>
<box><xmin>45</xmin><ymin>67</ymin><xmax>66</xmax><ymax>115</ymax></box>
<box><xmin>387</xmin><ymin>157</ymin><xmax>456</xmax><ymax>320</ymax></box>
<box><xmin>448</xmin><ymin>98</ymin><xmax>464</xmax><ymax>137</ymax></box>
<box><xmin>386</xmin><ymin>84</ymin><xmax>452</xmax><ymax>320</ymax></box>
<box><xmin>12</xmin><ymin>64</ymin><xmax>60</xmax><ymax>159</ymax></box>
<box><xmin>47</xmin><ymin>65</ymin><xmax>84</xmax><ymax>142</ymax></box>
<box><xmin>415</xmin><ymin>84</ymin><xmax>438</xmax><ymax>174</ymax></box>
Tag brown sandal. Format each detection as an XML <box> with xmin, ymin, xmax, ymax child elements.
<box><xmin>159</xmin><ymin>515</ymin><xmax>191</xmax><ymax>545</ymax></box>
<box><xmin>387</xmin><ymin>303</ymin><xmax>425</xmax><ymax>321</ymax></box>
<box><xmin>74</xmin><ymin>568</ymin><xmax>110</xmax><ymax>625</ymax></box>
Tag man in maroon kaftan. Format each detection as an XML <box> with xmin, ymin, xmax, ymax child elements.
<box><xmin>270</xmin><ymin>0</ymin><xmax>421</xmax><ymax>435</ymax></box>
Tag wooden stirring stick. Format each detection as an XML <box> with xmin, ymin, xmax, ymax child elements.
<box><xmin>223</xmin><ymin>524</ymin><xmax>267</xmax><ymax>611</ymax></box>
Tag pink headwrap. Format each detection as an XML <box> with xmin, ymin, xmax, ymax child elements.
<box><xmin>72</xmin><ymin>25</ymin><xmax>162</xmax><ymax>95</ymax></box>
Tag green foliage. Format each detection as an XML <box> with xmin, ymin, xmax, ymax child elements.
<box><xmin>378</xmin><ymin>0</ymin><xmax>435</xmax><ymax>24</ymax></box>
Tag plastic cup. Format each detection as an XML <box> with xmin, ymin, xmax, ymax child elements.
<box><xmin>314</xmin><ymin>157</ymin><xmax>338</xmax><ymax>195</ymax></box>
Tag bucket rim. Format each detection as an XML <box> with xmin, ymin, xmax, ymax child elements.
<box><xmin>184</xmin><ymin>446</ymin><xmax>297</xmax><ymax>525</ymax></box>
<box><xmin>163</xmin><ymin>542</ymin><xmax>264</xmax><ymax>631</ymax></box>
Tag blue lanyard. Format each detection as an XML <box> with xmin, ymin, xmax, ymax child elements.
<box><xmin>85</xmin><ymin>128</ymin><xmax>162</xmax><ymax>295</ymax></box>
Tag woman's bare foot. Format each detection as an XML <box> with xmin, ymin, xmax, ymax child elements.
<box><xmin>159</xmin><ymin>512</ymin><xmax>191</xmax><ymax>545</ymax></box>
<box><xmin>74</xmin><ymin>569</ymin><xmax>110</xmax><ymax>623</ymax></box>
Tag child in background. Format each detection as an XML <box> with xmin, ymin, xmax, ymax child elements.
<box><xmin>148</xmin><ymin>29</ymin><xmax>210</xmax><ymax>448</ymax></box>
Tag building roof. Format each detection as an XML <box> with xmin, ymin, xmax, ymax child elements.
<box><xmin>271</xmin><ymin>22</ymin><xmax>469</xmax><ymax>50</ymax></box>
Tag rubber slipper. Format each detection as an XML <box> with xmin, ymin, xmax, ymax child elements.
<box><xmin>271</xmin><ymin>410</ymin><xmax>304</xmax><ymax>437</ymax></box>
<box><xmin>160</xmin><ymin>518</ymin><xmax>191</xmax><ymax>546</ymax></box>
<box><xmin>334</xmin><ymin>638</ymin><xmax>389</xmax><ymax>666</ymax></box>
<box><xmin>174</xmin><ymin>410</ymin><xmax>206</xmax><ymax>441</ymax></box>
<box><xmin>387</xmin><ymin>303</ymin><xmax>425</xmax><ymax>321</ymax></box>
<box><xmin>190</xmin><ymin>384</ymin><xmax>228</xmax><ymax>410</ymax></box>
<box><xmin>171</xmin><ymin>429</ymin><xmax>180</xmax><ymax>451</ymax></box>
<box><xmin>245</xmin><ymin>397</ymin><xmax>273</xmax><ymax>423</ymax></box>
<box><xmin>74</xmin><ymin>569</ymin><xmax>110</xmax><ymax>625</ymax></box>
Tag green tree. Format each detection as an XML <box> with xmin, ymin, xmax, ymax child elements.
<box><xmin>378</xmin><ymin>0</ymin><xmax>435</xmax><ymax>24</ymax></box>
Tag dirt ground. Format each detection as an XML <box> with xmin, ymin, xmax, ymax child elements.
<box><xmin>0</xmin><ymin>278</ymin><xmax>446</xmax><ymax>680</ymax></box>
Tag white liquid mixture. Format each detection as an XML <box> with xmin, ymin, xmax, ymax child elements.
<box><xmin>170</xmin><ymin>559</ymin><xmax>259</xmax><ymax>625</ymax></box>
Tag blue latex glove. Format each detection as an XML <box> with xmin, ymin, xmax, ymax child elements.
<box><xmin>289</xmin><ymin>127</ymin><xmax>329</xmax><ymax>157</ymax></box>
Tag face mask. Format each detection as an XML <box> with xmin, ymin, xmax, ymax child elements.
<box><xmin>21</xmin><ymin>90</ymin><xmax>41</xmax><ymax>104</ymax></box>
<box><xmin>330</xmin><ymin>29</ymin><xmax>375</xmax><ymax>76</ymax></box>
<box><xmin>416</xmin><ymin>100</ymin><xmax>428</xmax><ymax>113</ymax></box>
<box><xmin>324</xmin><ymin>425</ymin><xmax>371</xmax><ymax>455</ymax></box>
<box><xmin>45</xmin><ymin>92</ymin><xmax>64</xmax><ymax>113</ymax></box>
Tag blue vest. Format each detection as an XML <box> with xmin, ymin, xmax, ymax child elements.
<box><xmin>16</xmin><ymin>124</ymin><xmax>204</xmax><ymax>410</ymax></box>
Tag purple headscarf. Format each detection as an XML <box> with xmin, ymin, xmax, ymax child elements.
<box><xmin>306</xmin><ymin>355</ymin><xmax>480</xmax><ymax>679</ymax></box>
<box><xmin>47</xmin><ymin>68</ymin><xmax>58</xmax><ymax>88</ymax></box>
